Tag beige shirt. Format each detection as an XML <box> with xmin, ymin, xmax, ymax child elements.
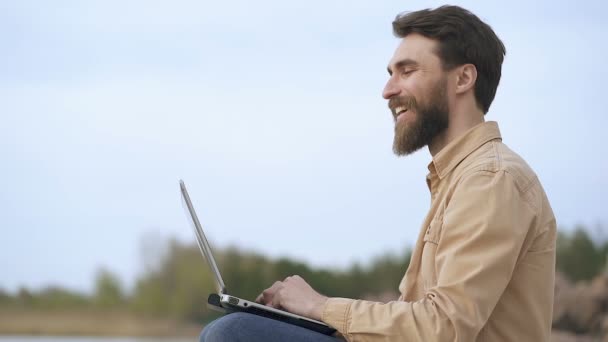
<box><xmin>322</xmin><ymin>121</ymin><xmax>556</xmax><ymax>341</ymax></box>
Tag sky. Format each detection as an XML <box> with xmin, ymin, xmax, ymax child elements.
<box><xmin>1</xmin><ymin>0</ymin><xmax>607</xmax><ymax>294</ymax></box>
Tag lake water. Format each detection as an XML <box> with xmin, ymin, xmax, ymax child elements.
<box><xmin>0</xmin><ymin>337</ymin><xmax>194</xmax><ymax>342</ymax></box>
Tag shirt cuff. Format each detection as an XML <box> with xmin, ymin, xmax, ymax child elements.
<box><xmin>322</xmin><ymin>297</ymin><xmax>354</xmax><ymax>335</ymax></box>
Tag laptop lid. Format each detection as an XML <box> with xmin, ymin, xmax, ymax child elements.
<box><xmin>180</xmin><ymin>179</ymin><xmax>227</xmax><ymax>294</ymax></box>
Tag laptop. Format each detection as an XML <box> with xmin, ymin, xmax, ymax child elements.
<box><xmin>179</xmin><ymin>180</ymin><xmax>336</xmax><ymax>335</ymax></box>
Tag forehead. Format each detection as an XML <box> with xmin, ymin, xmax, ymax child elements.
<box><xmin>388</xmin><ymin>33</ymin><xmax>442</xmax><ymax>69</ymax></box>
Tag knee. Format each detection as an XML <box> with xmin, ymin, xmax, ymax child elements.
<box><xmin>199</xmin><ymin>312</ymin><xmax>251</xmax><ymax>342</ymax></box>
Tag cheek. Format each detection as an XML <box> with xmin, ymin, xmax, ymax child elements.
<box><xmin>411</xmin><ymin>80</ymin><xmax>439</xmax><ymax>106</ymax></box>
<box><xmin>403</xmin><ymin>75</ymin><xmax>428</xmax><ymax>100</ymax></box>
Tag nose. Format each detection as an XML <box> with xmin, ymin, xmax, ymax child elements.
<box><xmin>382</xmin><ymin>76</ymin><xmax>400</xmax><ymax>99</ymax></box>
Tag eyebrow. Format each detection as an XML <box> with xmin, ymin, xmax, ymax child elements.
<box><xmin>387</xmin><ymin>58</ymin><xmax>419</xmax><ymax>75</ymax></box>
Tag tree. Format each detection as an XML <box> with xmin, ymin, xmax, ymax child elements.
<box><xmin>557</xmin><ymin>226</ymin><xmax>604</xmax><ymax>282</ymax></box>
<box><xmin>94</xmin><ymin>267</ymin><xmax>124</xmax><ymax>308</ymax></box>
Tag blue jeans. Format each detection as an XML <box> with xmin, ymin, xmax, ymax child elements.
<box><xmin>200</xmin><ymin>312</ymin><xmax>343</xmax><ymax>342</ymax></box>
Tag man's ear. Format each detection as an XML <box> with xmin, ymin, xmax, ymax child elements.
<box><xmin>455</xmin><ymin>64</ymin><xmax>477</xmax><ymax>94</ymax></box>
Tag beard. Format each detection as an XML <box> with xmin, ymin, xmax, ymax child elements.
<box><xmin>390</xmin><ymin>78</ymin><xmax>449</xmax><ymax>156</ymax></box>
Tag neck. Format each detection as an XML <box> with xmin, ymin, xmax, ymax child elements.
<box><xmin>428</xmin><ymin>104</ymin><xmax>485</xmax><ymax>157</ymax></box>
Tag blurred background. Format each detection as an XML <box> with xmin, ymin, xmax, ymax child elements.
<box><xmin>1</xmin><ymin>0</ymin><xmax>607</xmax><ymax>341</ymax></box>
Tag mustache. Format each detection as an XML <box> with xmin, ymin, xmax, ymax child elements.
<box><xmin>388</xmin><ymin>96</ymin><xmax>417</xmax><ymax>113</ymax></box>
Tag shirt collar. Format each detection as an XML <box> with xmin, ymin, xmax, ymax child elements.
<box><xmin>428</xmin><ymin>121</ymin><xmax>502</xmax><ymax>180</ymax></box>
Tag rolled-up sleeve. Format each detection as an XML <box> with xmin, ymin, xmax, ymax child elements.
<box><xmin>322</xmin><ymin>170</ymin><xmax>536</xmax><ymax>341</ymax></box>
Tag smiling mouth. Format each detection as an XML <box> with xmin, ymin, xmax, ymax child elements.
<box><xmin>393</xmin><ymin>106</ymin><xmax>408</xmax><ymax>121</ymax></box>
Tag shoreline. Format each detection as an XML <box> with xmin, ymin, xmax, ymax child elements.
<box><xmin>0</xmin><ymin>309</ymin><xmax>599</xmax><ymax>341</ymax></box>
<box><xmin>0</xmin><ymin>309</ymin><xmax>204</xmax><ymax>337</ymax></box>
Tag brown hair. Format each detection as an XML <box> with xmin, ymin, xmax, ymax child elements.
<box><xmin>392</xmin><ymin>5</ymin><xmax>506</xmax><ymax>114</ymax></box>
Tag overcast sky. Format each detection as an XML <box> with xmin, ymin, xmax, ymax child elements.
<box><xmin>1</xmin><ymin>0</ymin><xmax>607</xmax><ymax>294</ymax></box>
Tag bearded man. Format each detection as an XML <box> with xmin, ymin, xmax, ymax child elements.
<box><xmin>200</xmin><ymin>5</ymin><xmax>556</xmax><ymax>342</ymax></box>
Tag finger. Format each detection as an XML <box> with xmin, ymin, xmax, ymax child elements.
<box><xmin>285</xmin><ymin>275</ymin><xmax>303</xmax><ymax>283</ymax></box>
<box><xmin>255</xmin><ymin>293</ymin><xmax>264</xmax><ymax>303</ymax></box>
<box><xmin>260</xmin><ymin>281</ymin><xmax>283</xmax><ymax>304</ymax></box>
<box><xmin>263</xmin><ymin>281</ymin><xmax>282</xmax><ymax>297</ymax></box>
<box><xmin>268</xmin><ymin>281</ymin><xmax>282</xmax><ymax>292</ymax></box>
<box><xmin>271</xmin><ymin>288</ymin><xmax>283</xmax><ymax>309</ymax></box>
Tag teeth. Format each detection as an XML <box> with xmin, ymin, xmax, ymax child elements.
<box><xmin>395</xmin><ymin>106</ymin><xmax>407</xmax><ymax>115</ymax></box>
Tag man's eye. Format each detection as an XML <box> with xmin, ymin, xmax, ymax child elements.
<box><xmin>401</xmin><ymin>69</ymin><xmax>414</xmax><ymax>76</ymax></box>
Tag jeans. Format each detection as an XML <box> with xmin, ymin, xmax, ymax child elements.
<box><xmin>199</xmin><ymin>312</ymin><xmax>343</xmax><ymax>342</ymax></box>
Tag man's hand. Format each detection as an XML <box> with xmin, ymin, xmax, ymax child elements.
<box><xmin>255</xmin><ymin>275</ymin><xmax>328</xmax><ymax>321</ymax></box>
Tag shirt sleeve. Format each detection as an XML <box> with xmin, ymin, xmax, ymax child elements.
<box><xmin>322</xmin><ymin>170</ymin><xmax>536</xmax><ymax>341</ymax></box>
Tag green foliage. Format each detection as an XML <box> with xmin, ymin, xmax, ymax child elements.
<box><xmin>556</xmin><ymin>226</ymin><xmax>606</xmax><ymax>282</ymax></box>
<box><xmin>165</xmin><ymin>241</ymin><xmax>216</xmax><ymax>320</ymax></box>
<box><xmin>0</xmin><ymin>286</ymin><xmax>91</xmax><ymax>310</ymax></box>
<box><xmin>35</xmin><ymin>287</ymin><xmax>91</xmax><ymax>309</ymax></box>
<box><xmin>5</xmin><ymin>224</ymin><xmax>607</xmax><ymax>322</ymax></box>
<box><xmin>126</xmin><ymin>240</ymin><xmax>410</xmax><ymax>321</ymax></box>
<box><xmin>16</xmin><ymin>287</ymin><xmax>34</xmax><ymax>307</ymax></box>
<box><xmin>131</xmin><ymin>239</ymin><xmax>216</xmax><ymax>320</ymax></box>
<box><xmin>93</xmin><ymin>267</ymin><xmax>125</xmax><ymax>308</ymax></box>
<box><xmin>0</xmin><ymin>288</ymin><xmax>14</xmax><ymax>307</ymax></box>
<box><xmin>131</xmin><ymin>274</ymin><xmax>170</xmax><ymax>315</ymax></box>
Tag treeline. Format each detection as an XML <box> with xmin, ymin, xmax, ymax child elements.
<box><xmin>130</xmin><ymin>242</ymin><xmax>410</xmax><ymax>322</ymax></box>
<box><xmin>0</xmin><ymin>241</ymin><xmax>410</xmax><ymax>322</ymax></box>
<box><xmin>1</xmin><ymin>225</ymin><xmax>606</xmax><ymax>323</ymax></box>
<box><xmin>0</xmin><ymin>268</ymin><xmax>128</xmax><ymax>311</ymax></box>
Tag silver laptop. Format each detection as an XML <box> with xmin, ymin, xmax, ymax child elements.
<box><xmin>179</xmin><ymin>180</ymin><xmax>336</xmax><ymax>335</ymax></box>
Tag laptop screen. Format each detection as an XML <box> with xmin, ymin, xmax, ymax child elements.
<box><xmin>180</xmin><ymin>180</ymin><xmax>227</xmax><ymax>294</ymax></box>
